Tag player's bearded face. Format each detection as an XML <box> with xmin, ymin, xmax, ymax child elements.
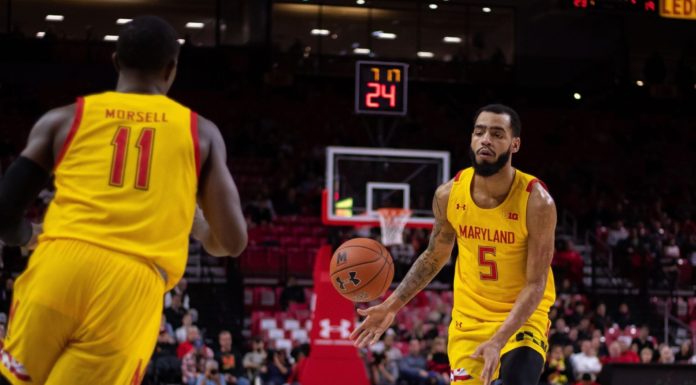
<box><xmin>468</xmin><ymin>145</ymin><xmax>511</xmax><ymax>177</ymax></box>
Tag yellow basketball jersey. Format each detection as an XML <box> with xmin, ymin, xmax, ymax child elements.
<box><xmin>446</xmin><ymin>167</ymin><xmax>555</xmax><ymax>325</ymax></box>
<box><xmin>40</xmin><ymin>91</ymin><xmax>200</xmax><ymax>289</ymax></box>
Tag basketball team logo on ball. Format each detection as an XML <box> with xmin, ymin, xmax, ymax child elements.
<box><xmin>329</xmin><ymin>238</ymin><xmax>394</xmax><ymax>302</ymax></box>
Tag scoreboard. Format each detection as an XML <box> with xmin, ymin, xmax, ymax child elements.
<box><xmin>355</xmin><ymin>61</ymin><xmax>408</xmax><ymax>116</ymax></box>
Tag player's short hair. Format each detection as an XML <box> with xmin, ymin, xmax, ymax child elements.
<box><xmin>116</xmin><ymin>16</ymin><xmax>179</xmax><ymax>72</ymax></box>
<box><xmin>474</xmin><ymin>104</ymin><xmax>521</xmax><ymax>137</ymax></box>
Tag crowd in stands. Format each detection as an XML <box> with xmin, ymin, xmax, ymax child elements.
<box><xmin>142</xmin><ymin>270</ymin><xmax>696</xmax><ymax>385</ymax></box>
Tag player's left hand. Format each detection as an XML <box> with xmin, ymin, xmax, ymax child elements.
<box><xmin>470</xmin><ymin>339</ymin><xmax>503</xmax><ymax>385</ymax></box>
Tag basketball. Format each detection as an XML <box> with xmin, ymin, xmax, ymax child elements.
<box><xmin>329</xmin><ymin>237</ymin><xmax>394</xmax><ymax>302</ymax></box>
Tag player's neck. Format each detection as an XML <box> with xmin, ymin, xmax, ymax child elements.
<box><xmin>472</xmin><ymin>165</ymin><xmax>516</xmax><ymax>200</ymax></box>
<box><xmin>115</xmin><ymin>75</ymin><xmax>167</xmax><ymax>95</ymax></box>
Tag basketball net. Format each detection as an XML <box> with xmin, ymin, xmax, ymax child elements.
<box><xmin>376</xmin><ymin>208</ymin><xmax>412</xmax><ymax>246</ymax></box>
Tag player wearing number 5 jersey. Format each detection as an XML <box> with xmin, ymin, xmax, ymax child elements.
<box><xmin>351</xmin><ymin>104</ymin><xmax>556</xmax><ymax>385</ymax></box>
<box><xmin>0</xmin><ymin>16</ymin><xmax>247</xmax><ymax>385</ymax></box>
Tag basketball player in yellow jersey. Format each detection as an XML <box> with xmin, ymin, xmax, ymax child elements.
<box><xmin>0</xmin><ymin>16</ymin><xmax>247</xmax><ymax>385</ymax></box>
<box><xmin>351</xmin><ymin>104</ymin><xmax>556</xmax><ymax>385</ymax></box>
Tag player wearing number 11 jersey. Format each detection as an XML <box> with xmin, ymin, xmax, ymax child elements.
<box><xmin>0</xmin><ymin>16</ymin><xmax>247</xmax><ymax>384</ymax></box>
<box><xmin>351</xmin><ymin>104</ymin><xmax>556</xmax><ymax>385</ymax></box>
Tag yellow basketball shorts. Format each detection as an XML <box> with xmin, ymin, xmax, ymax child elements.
<box><xmin>448</xmin><ymin>313</ymin><xmax>550</xmax><ymax>384</ymax></box>
<box><xmin>0</xmin><ymin>239</ymin><xmax>165</xmax><ymax>385</ymax></box>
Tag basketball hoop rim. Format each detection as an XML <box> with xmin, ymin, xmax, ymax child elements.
<box><xmin>376</xmin><ymin>208</ymin><xmax>413</xmax><ymax>216</ymax></box>
<box><xmin>320</xmin><ymin>189</ymin><xmax>433</xmax><ymax>229</ymax></box>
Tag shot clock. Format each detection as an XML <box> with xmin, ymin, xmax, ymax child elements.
<box><xmin>355</xmin><ymin>61</ymin><xmax>408</xmax><ymax>116</ymax></box>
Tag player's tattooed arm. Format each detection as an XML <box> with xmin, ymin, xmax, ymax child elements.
<box><xmin>351</xmin><ymin>180</ymin><xmax>457</xmax><ymax>348</ymax></box>
<box><xmin>387</xmin><ymin>180</ymin><xmax>456</xmax><ymax>311</ymax></box>
<box><xmin>489</xmin><ymin>183</ymin><xmax>556</xmax><ymax>347</ymax></box>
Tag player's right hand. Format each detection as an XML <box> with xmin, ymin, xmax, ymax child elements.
<box><xmin>350</xmin><ymin>303</ymin><xmax>396</xmax><ymax>348</ymax></box>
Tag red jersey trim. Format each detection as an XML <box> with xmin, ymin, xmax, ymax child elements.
<box><xmin>526</xmin><ymin>178</ymin><xmax>548</xmax><ymax>193</ymax></box>
<box><xmin>54</xmin><ymin>97</ymin><xmax>85</xmax><ymax>170</ymax></box>
<box><xmin>453</xmin><ymin>169</ymin><xmax>464</xmax><ymax>182</ymax></box>
<box><xmin>190</xmin><ymin>111</ymin><xmax>201</xmax><ymax>179</ymax></box>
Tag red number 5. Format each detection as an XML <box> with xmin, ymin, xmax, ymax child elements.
<box><xmin>110</xmin><ymin>126</ymin><xmax>155</xmax><ymax>190</ymax></box>
<box><xmin>478</xmin><ymin>246</ymin><xmax>498</xmax><ymax>281</ymax></box>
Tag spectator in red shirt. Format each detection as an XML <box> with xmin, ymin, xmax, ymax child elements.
<box><xmin>553</xmin><ymin>239</ymin><xmax>585</xmax><ymax>286</ymax></box>
<box><xmin>178</xmin><ymin>326</ymin><xmax>204</xmax><ymax>359</ymax></box>
<box><xmin>601</xmin><ymin>341</ymin><xmax>639</xmax><ymax>364</ymax></box>
<box><xmin>287</xmin><ymin>344</ymin><xmax>309</xmax><ymax>385</ymax></box>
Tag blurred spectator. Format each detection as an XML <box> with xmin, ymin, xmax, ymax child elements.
<box><xmin>177</xmin><ymin>312</ymin><xmax>196</xmax><ymax>343</ymax></box>
<box><xmin>287</xmin><ymin>344</ymin><xmax>309</xmax><ymax>385</ymax></box>
<box><xmin>279</xmin><ymin>276</ymin><xmax>306</xmax><ymax>311</ymax></box>
<box><xmin>639</xmin><ymin>347</ymin><xmax>654</xmax><ymax>363</ymax></box>
<box><xmin>0</xmin><ymin>323</ymin><xmax>5</xmax><ymax>340</ymax></box>
<box><xmin>243</xmin><ymin>337</ymin><xmax>268</xmax><ymax>382</ymax></box>
<box><xmin>149</xmin><ymin>314</ymin><xmax>180</xmax><ymax>383</ymax></box>
<box><xmin>182</xmin><ymin>340</ymin><xmax>215</xmax><ymax>385</ymax></box>
<box><xmin>157</xmin><ymin>314</ymin><xmax>177</xmax><ymax>354</ymax></box>
<box><xmin>165</xmin><ymin>278</ymin><xmax>191</xmax><ymax>310</ymax></box>
<box><xmin>631</xmin><ymin>325</ymin><xmax>656</xmax><ymax>355</ymax></box>
<box><xmin>570</xmin><ymin>340</ymin><xmax>602</xmax><ymax>379</ymax></box>
<box><xmin>178</xmin><ymin>326</ymin><xmax>206</xmax><ymax>359</ymax></box>
<box><xmin>553</xmin><ymin>239</ymin><xmax>584</xmax><ymax>286</ymax></box>
<box><xmin>614</xmin><ymin>303</ymin><xmax>634</xmax><ymax>329</ymax></box>
<box><xmin>573</xmin><ymin>373</ymin><xmax>600</xmax><ymax>385</ymax></box>
<box><xmin>657</xmin><ymin>344</ymin><xmax>675</xmax><ymax>364</ymax></box>
<box><xmin>247</xmin><ymin>191</ymin><xmax>276</xmax><ymax>225</ymax></box>
<box><xmin>600</xmin><ymin>340</ymin><xmax>639</xmax><ymax>364</ymax></box>
<box><xmin>576</xmin><ymin>318</ymin><xmax>592</xmax><ymax>341</ymax></box>
<box><xmin>550</xmin><ymin>318</ymin><xmax>571</xmax><ymax>346</ymax></box>
<box><xmin>370</xmin><ymin>352</ymin><xmax>398</xmax><ymax>385</ymax></box>
<box><xmin>675</xmin><ymin>340</ymin><xmax>693</xmax><ymax>363</ymax></box>
<box><xmin>391</xmin><ymin>241</ymin><xmax>417</xmax><ymax>280</ymax></box>
<box><xmin>165</xmin><ymin>293</ymin><xmax>188</xmax><ymax>330</ymax></box>
<box><xmin>215</xmin><ymin>330</ymin><xmax>249</xmax><ymax>385</ymax></box>
<box><xmin>0</xmin><ymin>277</ymin><xmax>13</xmax><ymax>314</ymax></box>
<box><xmin>567</xmin><ymin>302</ymin><xmax>587</xmax><ymax>327</ymax></box>
<box><xmin>541</xmin><ymin>345</ymin><xmax>575</xmax><ymax>385</ymax></box>
<box><xmin>660</xmin><ymin>237</ymin><xmax>681</xmax><ymax>288</ymax></box>
<box><xmin>398</xmin><ymin>338</ymin><xmax>444</xmax><ymax>385</ymax></box>
<box><xmin>607</xmin><ymin>221</ymin><xmax>629</xmax><ymax>247</ymax></box>
<box><xmin>426</xmin><ymin>337</ymin><xmax>450</xmax><ymax>385</ymax></box>
<box><xmin>381</xmin><ymin>333</ymin><xmax>402</xmax><ymax>376</ymax></box>
<box><xmin>263</xmin><ymin>349</ymin><xmax>290</xmax><ymax>385</ymax></box>
<box><xmin>195</xmin><ymin>360</ymin><xmax>226</xmax><ymax>385</ymax></box>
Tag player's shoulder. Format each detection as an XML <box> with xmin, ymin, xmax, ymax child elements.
<box><xmin>195</xmin><ymin>113</ymin><xmax>223</xmax><ymax>142</ymax></box>
<box><xmin>435</xmin><ymin>179</ymin><xmax>454</xmax><ymax>201</ymax></box>
<box><xmin>527</xmin><ymin>181</ymin><xmax>555</xmax><ymax>215</ymax></box>
<box><xmin>41</xmin><ymin>103</ymin><xmax>78</xmax><ymax>125</ymax></box>
<box><xmin>32</xmin><ymin>102</ymin><xmax>78</xmax><ymax>136</ymax></box>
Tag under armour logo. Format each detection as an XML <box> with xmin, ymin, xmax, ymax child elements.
<box><xmin>455</xmin><ymin>321</ymin><xmax>463</xmax><ymax>329</ymax></box>
<box><xmin>319</xmin><ymin>319</ymin><xmax>352</xmax><ymax>339</ymax></box>
<box><xmin>336</xmin><ymin>251</ymin><xmax>348</xmax><ymax>266</ymax></box>
<box><xmin>348</xmin><ymin>271</ymin><xmax>360</xmax><ymax>285</ymax></box>
<box><xmin>335</xmin><ymin>272</ymin><xmax>360</xmax><ymax>291</ymax></box>
<box><xmin>456</xmin><ymin>203</ymin><xmax>466</xmax><ymax>210</ymax></box>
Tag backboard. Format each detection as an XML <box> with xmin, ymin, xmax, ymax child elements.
<box><xmin>323</xmin><ymin>146</ymin><xmax>450</xmax><ymax>228</ymax></box>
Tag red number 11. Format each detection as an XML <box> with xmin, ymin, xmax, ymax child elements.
<box><xmin>110</xmin><ymin>126</ymin><xmax>155</xmax><ymax>190</ymax></box>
